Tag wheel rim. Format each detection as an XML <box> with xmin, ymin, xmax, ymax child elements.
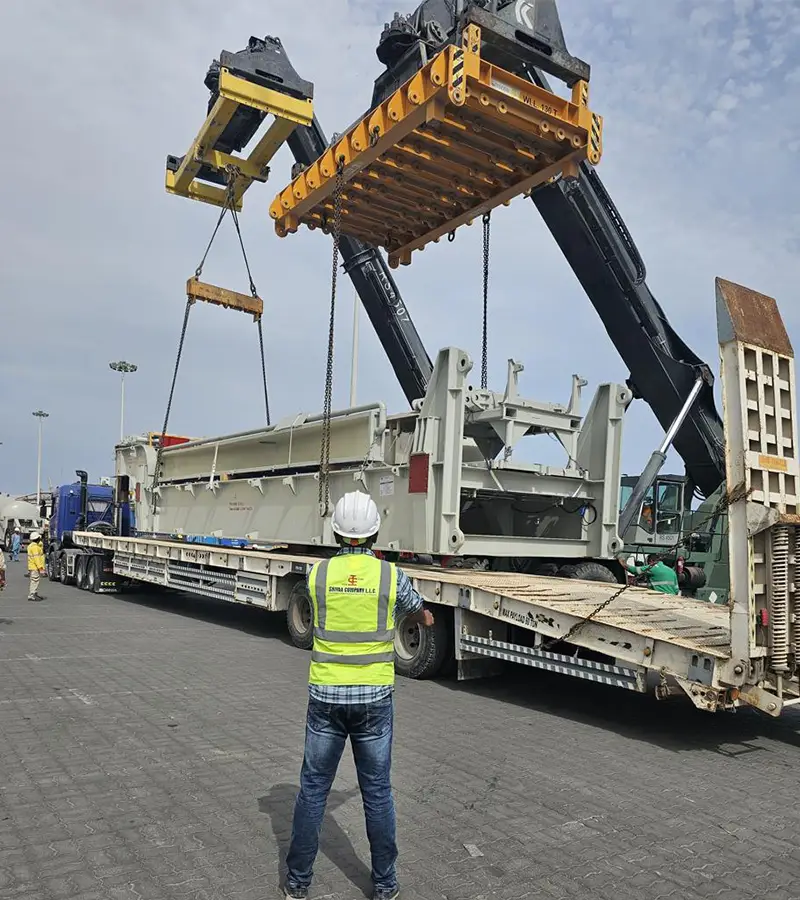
<box><xmin>291</xmin><ymin>595</ymin><xmax>312</xmax><ymax>637</ymax></box>
<box><xmin>395</xmin><ymin>621</ymin><xmax>421</xmax><ymax>661</ymax></box>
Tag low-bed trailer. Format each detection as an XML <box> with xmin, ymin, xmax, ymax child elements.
<box><xmin>72</xmin><ymin>279</ymin><xmax>799</xmax><ymax>717</ymax></box>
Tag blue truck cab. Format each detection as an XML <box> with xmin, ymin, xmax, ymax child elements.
<box><xmin>46</xmin><ymin>470</ymin><xmax>116</xmax><ymax>588</ymax></box>
<box><xmin>50</xmin><ymin>481</ymin><xmax>113</xmax><ymax>543</ymax></box>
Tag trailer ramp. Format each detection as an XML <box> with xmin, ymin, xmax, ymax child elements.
<box><xmin>408</xmin><ymin>566</ymin><xmax>730</xmax><ymax>654</ymax></box>
<box><xmin>406</xmin><ymin>565</ymin><xmax>732</xmax><ymax>710</ymax></box>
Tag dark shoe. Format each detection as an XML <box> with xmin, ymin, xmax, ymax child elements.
<box><xmin>373</xmin><ymin>889</ymin><xmax>399</xmax><ymax>900</ymax></box>
<box><xmin>283</xmin><ymin>884</ymin><xmax>309</xmax><ymax>899</ymax></box>
<box><xmin>34</xmin><ymin>595</ymin><xmax>45</xmax><ymax>601</ymax></box>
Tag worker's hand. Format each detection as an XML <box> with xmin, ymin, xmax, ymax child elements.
<box><xmin>419</xmin><ymin>609</ymin><xmax>435</xmax><ymax>627</ymax></box>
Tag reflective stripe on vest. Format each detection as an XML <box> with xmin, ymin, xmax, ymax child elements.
<box><xmin>312</xmin><ymin>558</ymin><xmax>395</xmax><ymax>656</ymax></box>
<box><xmin>308</xmin><ymin>555</ymin><xmax>397</xmax><ymax>685</ymax></box>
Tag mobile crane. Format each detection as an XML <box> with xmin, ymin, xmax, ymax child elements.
<box><xmin>60</xmin><ymin>0</ymin><xmax>799</xmax><ymax>716</ymax></box>
<box><xmin>168</xmin><ymin>1</ymin><xmax>725</xmax><ymax>589</ymax></box>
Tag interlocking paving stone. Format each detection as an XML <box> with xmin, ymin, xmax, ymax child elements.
<box><xmin>1</xmin><ymin>562</ymin><xmax>800</xmax><ymax>899</ymax></box>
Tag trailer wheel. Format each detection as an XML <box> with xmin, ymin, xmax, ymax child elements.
<box><xmin>394</xmin><ymin>609</ymin><xmax>450</xmax><ymax>680</ymax></box>
<box><xmin>75</xmin><ymin>556</ymin><xmax>87</xmax><ymax>590</ymax></box>
<box><xmin>59</xmin><ymin>555</ymin><xmax>72</xmax><ymax>585</ymax></box>
<box><xmin>286</xmin><ymin>581</ymin><xmax>314</xmax><ymax>650</ymax></box>
<box><xmin>566</xmin><ymin>561</ymin><xmax>619</xmax><ymax>584</ymax></box>
<box><xmin>86</xmin><ymin>557</ymin><xmax>99</xmax><ymax>593</ymax></box>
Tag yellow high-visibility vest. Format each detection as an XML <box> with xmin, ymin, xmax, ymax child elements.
<box><xmin>27</xmin><ymin>542</ymin><xmax>45</xmax><ymax>572</ymax></box>
<box><xmin>308</xmin><ymin>554</ymin><xmax>396</xmax><ymax>686</ymax></box>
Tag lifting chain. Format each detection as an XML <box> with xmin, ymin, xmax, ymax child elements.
<box><xmin>154</xmin><ymin>168</ymin><xmax>272</xmax><ymax>496</ymax></box>
<box><xmin>541</xmin><ymin>482</ymin><xmax>752</xmax><ymax>652</ymax></box>
<box><xmin>481</xmin><ymin>211</ymin><xmax>491</xmax><ymax>390</ymax></box>
<box><xmin>226</xmin><ymin>166</ymin><xmax>271</xmax><ymax>428</ymax></box>
<box><xmin>318</xmin><ymin>158</ymin><xmax>346</xmax><ymax>518</ymax></box>
<box><xmin>152</xmin><ymin>296</ymin><xmax>194</xmax><ymax>497</ymax></box>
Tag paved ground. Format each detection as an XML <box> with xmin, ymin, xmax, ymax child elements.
<box><xmin>1</xmin><ymin>563</ymin><xmax>800</xmax><ymax>900</ymax></box>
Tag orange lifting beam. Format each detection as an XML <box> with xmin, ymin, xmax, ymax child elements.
<box><xmin>269</xmin><ymin>25</ymin><xmax>602</xmax><ymax>268</ymax></box>
<box><xmin>186</xmin><ymin>277</ymin><xmax>263</xmax><ymax>321</ymax></box>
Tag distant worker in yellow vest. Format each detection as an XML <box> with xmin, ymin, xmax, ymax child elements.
<box><xmin>284</xmin><ymin>491</ymin><xmax>433</xmax><ymax>900</ymax></box>
<box><xmin>27</xmin><ymin>532</ymin><xmax>46</xmax><ymax>601</ymax></box>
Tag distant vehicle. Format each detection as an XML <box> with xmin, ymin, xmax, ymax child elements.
<box><xmin>45</xmin><ymin>472</ymin><xmax>114</xmax><ymax>583</ymax></box>
<box><xmin>0</xmin><ymin>496</ymin><xmax>45</xmax><ymax>550</ymax></box>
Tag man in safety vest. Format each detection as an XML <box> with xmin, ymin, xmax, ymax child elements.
<box><xmin>284</xmin><ymin>491</ymin><xmax>433</xmax><ymax>900</ymax></box>
<box><xmin>618</xmin><ymin>553</ymin><xmax>679</xmax><ymax>595</ymax></box>
<box><xmin>27</xmin><ymin>532</ymin><xmax>46</xmax><ymax>601</ymax></box>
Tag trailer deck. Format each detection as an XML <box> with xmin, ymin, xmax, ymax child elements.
<box><xmin>76</xmin><ymin>532</ymin><xmax>729</xmax><ymax>652</ymax></box>
<box><xmin>75</xmin><ymin>530</ymin><xmax>737</xmax><ymax>709</ymax></box>
<box><xmin>408</xmin><ymin>566</ymin><xmax>731</xmax><ymax>656</ymax></box>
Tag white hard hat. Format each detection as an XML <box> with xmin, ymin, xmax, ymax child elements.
<box><xmin>331</xmin><ymin>491</ymin><xmax>381</xmax><ymax>540</ymax></box>
<box><xmin>30</xmin><ymin>532</ymin><xmax>41</xmax><ymax>541</ymax></box>
<box><xmin>14</xmin><ymin>526</ymin><xmax>20</xmax><ymax>532</ymax></box>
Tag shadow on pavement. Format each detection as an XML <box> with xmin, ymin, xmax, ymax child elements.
<box><xmin>258</xmin><ymin>782</ymin><xmax>371</xmax><ymax>897</ymax></box>
<box><xmin>112</xmin><ymin>587</ymin><xmax>296</xmax><ymax>647</ymax></box>
<box><xmin>438</xmin><ymin>664</ymin><xmax>800</xmax><ymax>754</ymax></box>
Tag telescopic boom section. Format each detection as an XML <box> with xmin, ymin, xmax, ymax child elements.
<box><xmin>269</xmin><ymin>24</ymin><xmax>602</xmax><ymax>268</ymax></box>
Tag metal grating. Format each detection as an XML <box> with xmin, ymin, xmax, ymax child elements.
<box><xmin>460</xmin><ymin>634</ymin><xmax>641</xmax><ymax>690</ymax></box>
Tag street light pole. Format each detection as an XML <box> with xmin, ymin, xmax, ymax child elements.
<box><xmin>109</xmin><ymin>361</ymin><xmax>138</xmax><ymax>442</ymax></box>
<box><xmin>32</xmin><ymin>410</ymin><xmax>49</xmax><ymax>505</ymax></box>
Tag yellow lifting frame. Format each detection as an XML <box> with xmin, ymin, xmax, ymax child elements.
<box><xmin>186</xmin><ymin>277</ymin><xmax>263</xmax><ymax>322</ymax></box>
<box><xmin>269</xmin><ymin>25</ymin><xmax>603</xmax><ymax>267</ymax></box>
<box><xmin>166</xmin><ymin>67</ymin><xmax>314</xmax><ymax>210</ymax></box>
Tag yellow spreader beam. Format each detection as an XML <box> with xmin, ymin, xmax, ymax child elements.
<box><xmin>166</xmin><ymin>67</ymin><xmax>314</xmax><ymax>211</ymax></box>
<box><xmin>186</xmin><ymin>277</ymin><xmax>263</xmax><ymax>321</ymax></box>
<box><xmin>269</xmin><ymin>25</ymin><xmax>602</xmax><ymax>268</ymax></box>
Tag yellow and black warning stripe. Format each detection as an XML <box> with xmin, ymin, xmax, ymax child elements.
<box><xmin>452</xmin><ymin>48</ymin><xmax>465</xmax><ymax>90</ymax></box>
<box><xmin>590</xmin><ymin>114</ymin><xmax>601</xmax><ymax>156</ymax></box>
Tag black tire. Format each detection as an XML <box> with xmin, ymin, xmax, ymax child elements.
<box><xmin>59</xmin><ymin>555</ymin><xmax>70</xmax><ymax>585</ymax></box>
<box><xmin>286</xmin><ymin>580</ymin><xmax>314</xmax><ymax>650</ymax></box>
<box><xmin>566</xmin><ymin>561</ymin><xmax>619</xmax><ymax>584</ymax></box>
<box><xmin>75</xmin><ymin>556</ymin><xmax>87</xmax><ymax>590</ymax></box>
<box><xmin>394</xmin><ymin>608</ymin><xmax>450</xmax><ymax>680</ymax></box>
<box><xmin>47</xmin><ymin>553</ymin><xmax>58</xmax><ymax>581</ymax></box>
<box><xmin>86</xmin><ymin>557</ymin><xmax>99</xmax><ymax>593</ymax></box>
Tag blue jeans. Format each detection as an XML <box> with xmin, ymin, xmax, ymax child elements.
<box><xmin>286</xmin><ymin>695</ymin><xmax>397</xmax><ymax>892</ymax></box>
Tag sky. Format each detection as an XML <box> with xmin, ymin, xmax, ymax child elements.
<box><xmin>1</xmin><ymin>0</ymin><xmax>799</xmax><ymax>497</ymax></box>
